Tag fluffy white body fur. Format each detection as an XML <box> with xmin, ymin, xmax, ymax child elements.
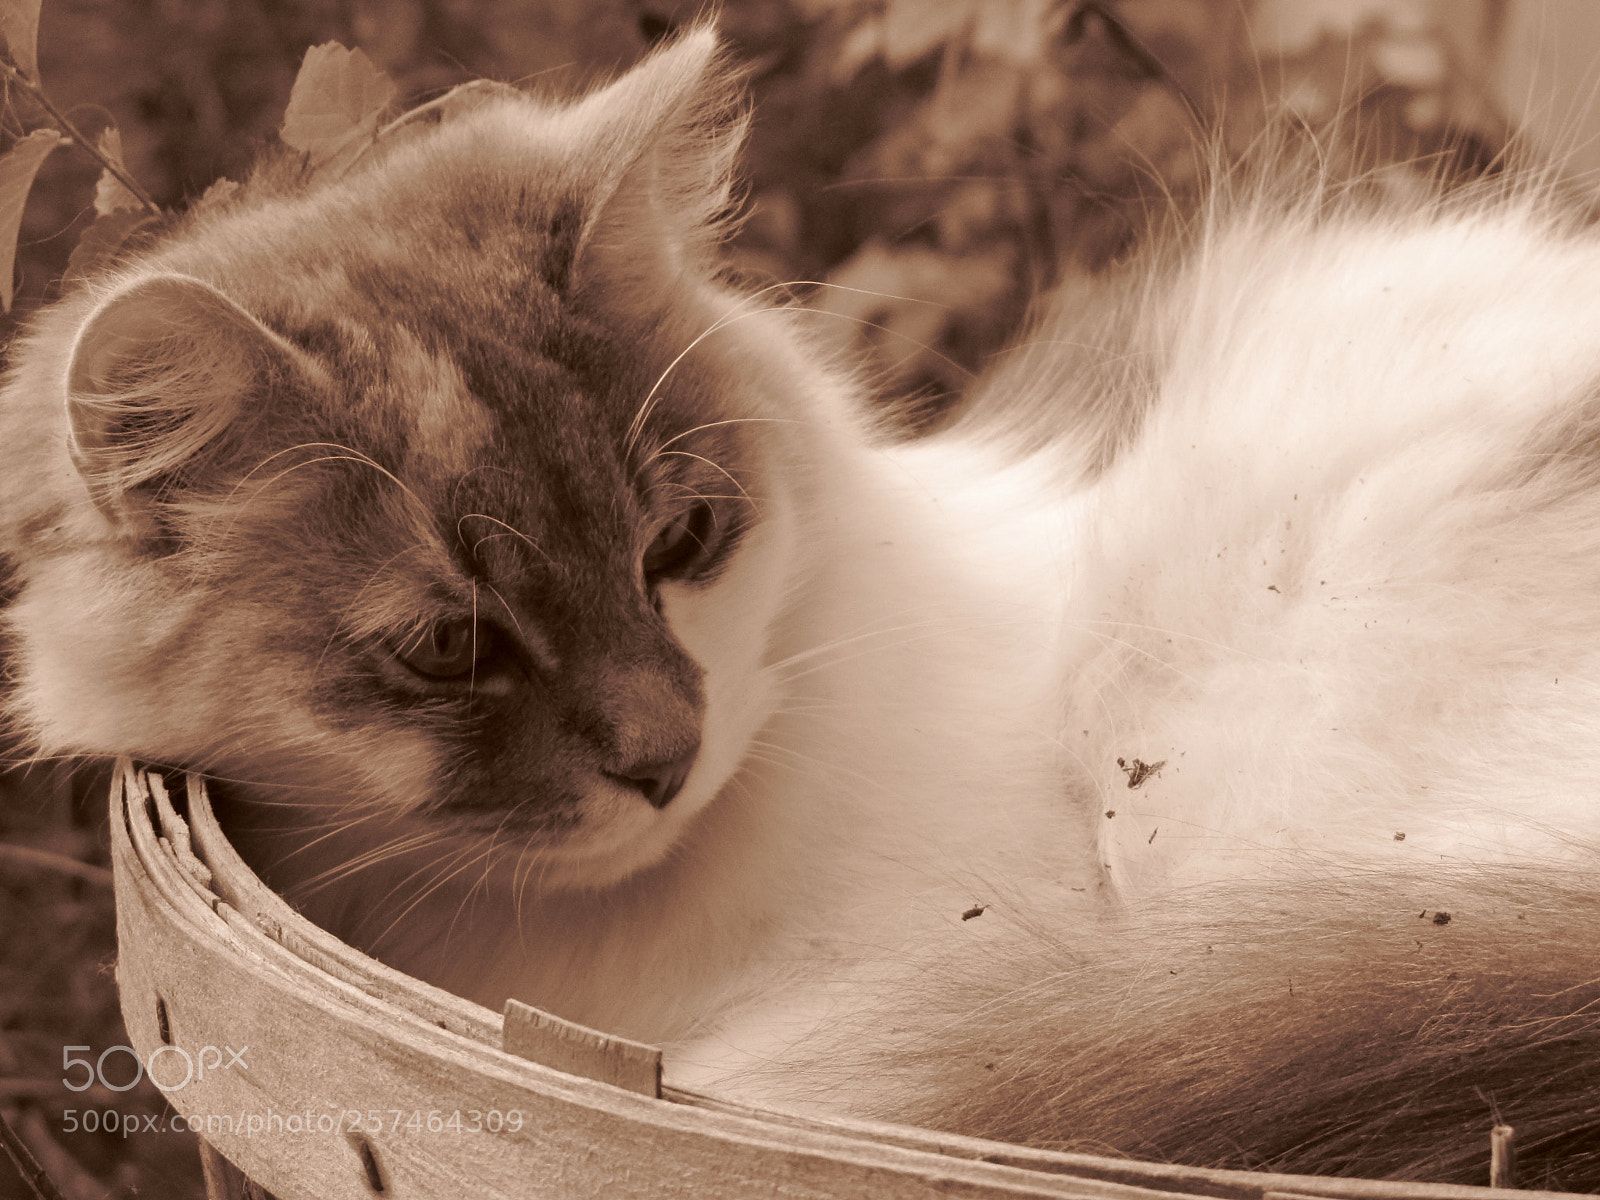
<box><xmin>1053</xmin><ymin>210</ymin><xmax>1600</xmax><ymax>889</ymax></box>
<box><xmin>664</xmin><ymin>197</ymin><xmax>1600</xmax><ymax>1077</ymax></box>
<box><xmin>5</xmin><ymin>28</ymin><xmax>1600</xmax><ymax>1182</ymax></box>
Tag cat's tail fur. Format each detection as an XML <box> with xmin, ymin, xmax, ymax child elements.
<box><xmin>688</xmin><ymin>864</ymin><xmax>1600</xmax><ymax>1188</ymax></box>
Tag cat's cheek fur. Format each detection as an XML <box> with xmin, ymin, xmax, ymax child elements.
<box><xmin>5</xmin><ymin>552</ymin><xmax>447</xmax><ymax>829</ymax></box>
<box><xmin>4</xmin><ymin>553</ymin><xmax>273</xmax><ymax>766</ymax></box>
<box><xmin>660</xmin><ymin>486</ymin><xmax>796</xmax><ymax>809</ymax></box>
<box><xmin>5</xmin><ymin>557</ymin><xmax>180</xmax><ymax>757</ymax></box>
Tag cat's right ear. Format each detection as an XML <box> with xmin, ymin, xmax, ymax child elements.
<box><xmin>558</xmin><ymin>26</ymin><xmax>749</xmax><ymax>291</ymax></box>
<box><xmin>65</xmin><ymin>274</ymin><xmax>305</xmax><ymax>528</ymax></box>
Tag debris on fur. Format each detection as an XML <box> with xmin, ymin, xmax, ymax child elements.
<box><xmin>1117</xmin><ymin>757</ymin><xmax>1166</xmax><ymax>789</ymax></box>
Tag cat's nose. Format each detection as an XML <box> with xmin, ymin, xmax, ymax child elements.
<box><xmin>607</xmin><ymin>742</ymin><xmax>699</xmax><ymax>809</ymax></box>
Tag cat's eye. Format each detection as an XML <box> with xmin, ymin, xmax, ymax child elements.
<box><xmin>392</xmin><ymin>617</ymin><xmax>494</xmax><ymax>680</ymax></box>
<box><xmin>643</xmin><ymin>500</ymin><xmax>718</xmax><ymax>583</ymax></box>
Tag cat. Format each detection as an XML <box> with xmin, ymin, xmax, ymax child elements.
<box><xmin>3</xmin><ymin>24</ymin><xmax>1600</xmax><ymax>1188</ymax></box>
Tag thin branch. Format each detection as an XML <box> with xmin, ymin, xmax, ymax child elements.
<box><xmin>0</xmin><ymin>1079</ymin><xmax>62</xmax><ymax>1101</ymax></box>
<box><xmin>0</xmin><ymin>60</ymin><xmax>160</xmax><ymax>215</ymax></box>
<box><xmin>0</xmin><ymin>842</ymin><xmax>114</xmax><ymax>888</ymax></box>
<box><xmin>0</xmin><ymin>1109</ymin><xmax>67</xmax><ymax>1200</ymax></box>
<box><xmin>344</xmin><ymin>79</ymin><xmax>511</xmax><ymax>176</ymax></box>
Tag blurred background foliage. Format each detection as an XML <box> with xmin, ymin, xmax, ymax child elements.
<box><xmin>7</xmin><ymin>0</ymin><xmax>1536</xmax><ymax>407</ymax></box>
<box><xmin>0</xmin><ymin>0</ymin><xmax>1582</xmax><ymax>1195</ymax></box>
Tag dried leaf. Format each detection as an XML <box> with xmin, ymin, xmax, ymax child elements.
<box><xmin>281</xmin><ymin>42</ymin><xmax>399</xmax><ymax>175</ymax></box>
<box><xmin>971</xmin><ymin>0</ymin><xmax>1044</xmax><ymax>64</ymax></box>
<box><xmin>92</xmin><ymin>127</ymin><xmax>143</xmax><ymax>216</ymax></box>
<box><xmin>832</xmin><ymin>14</ymin><xmax>885</xmax><ymax>83</ymax></box>
<box><xmin>883</xmin><ymin>0</ymin><xmax>976</xmax><ymax>68</ymax></box>
<box><xmin>190</xmin><ymin>176</ymin><xmax>240</xmax><ymax>217</ymax></box>
<box><xmin>0</xmin><ymin>0</ymin><xmax>41</xmax><ymax>82</ymax></box>
<box><xmin>65</xmin><ymin>209</ymin><xmax>161</xmax><ymax>286</ymax></box>
<box><xmin>0</xmin><ymin>127</ymin><xmax>59</xmax><ymax>310</ymax></box>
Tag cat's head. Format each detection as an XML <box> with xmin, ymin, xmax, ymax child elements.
<box><xmin>2</xmin><ymin>29</ymin><xmax>830</xmax><ymax>889</ymax></box>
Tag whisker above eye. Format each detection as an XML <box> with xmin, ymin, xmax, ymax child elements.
<box><xmin>651</xmin><ymin>416</ymin><xmax>799</xmax><ymax>458</ymax></box>
<box><xmin>198</xmin><ymin>443</ymin><xmax>434</xmax><ymax>560</ymax></box>
<box><xmin>455</xmin><ymin>512</ymin><xmax>554</xmax><ymax>565</ymax></box>
<box><xmin>649</xmin><ymin>450</ymin><xmax>753</xmax><ymax>505</ymax></box>
<box><xmin>624</xmin><ymin>301</ymin><xmax>794</xmax><ymax>461</ymax></box>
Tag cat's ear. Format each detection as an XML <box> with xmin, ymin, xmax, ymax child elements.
<box><xmin>560</xmin><ymin>26</ymin><xmax>747</xmax><ymax>290</ymax></box>
<box><xmin>65</xmin><ymin>274</ymin><xmax>304</xmax><ymax>525</ymax></box>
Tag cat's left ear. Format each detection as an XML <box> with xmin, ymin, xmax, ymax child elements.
<box><xmin>65</xmin><ymin>274</ymin><xmax>311</xmax><ymax>526</ymax></box>
<box><xmin>561</xmin><ymin>25</ymin><xmax>748</xmax><ymax>289</ymax></box>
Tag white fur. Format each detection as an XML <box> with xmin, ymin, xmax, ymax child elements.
<box><xmin>662</xmin><ymin>200</ymin><xmax>1600</xmax><ymax>1121</ymax></box>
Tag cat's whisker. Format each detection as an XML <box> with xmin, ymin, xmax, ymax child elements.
<box><xmin>779</xmin><ymin>279</ymin><xmax>951</xmax><ymax>309</ymax></box>
<box><xmin>767</xmin><ymin>699</ymin><xmax>850</xmax><ymax>717</ymax></box>
<box><xmin>624</xmin><ymin>297</ymin><xmax>801</xmax><ymax>459</ymax></box>
<box><xmin>456</xmin><ymin>512</ymin><xmax>555</xmax><ymax>567</ymax></box>
<box><xmin>740</xmin><ymin>736</ymin><xmax>911</xmax><ymax>800</ymax></box>
<box><xmin>513</xmin><ymin>825</ymin><xmax>569</xmax><ymax>925</ymax></box>
<box><xmin>986</xmin><ymin>337</ymin><xmax>1138</xmax><ymax>363</ymax></box>
<box><xmin>464</xmin><ymin>810</ymin><xmax>521</xmax><ymax>909</ymax></box>
<box><xmin>356</xmin><ymin>846</ymin><xmax>496</xmax><ymax>948</ymax></box>
<box><xmin>0</xmin><ymin>748</ymin><xmax>89</xmax><ymax>772</ymax></box>
<box><xmin>652</xmin><ymin>451</ymin><xmax>754</xmax><ymax>506</ymax></box>
<box><xmin>743</xmin><ymin>738</ymin><xmax>878</xmax><ymax>790</ymax></box>
<box><xmin>787</xmin><ymin>307</ymin><xmax>975</xmax><ymax>385</ymax></box>
<box><xmin>314</xmin><ymin>541</ymin><xmax>436</xmax><ymax>676</ymax></box>
<box><xmin>439</xmin><ymin>838</ymin><xmax>508</xmax><ymax>948</ymax></box>
<box><xmin>770</xmin><ymin>616</ymin><xmax>1049</xmax><ymax>683</ymax></box>
<box><xmin>469</xmin><ymin>580</ymin><xmax>481</xmax><ymax>701</ymax></box>
<box><xmin>1073</xmin><ymin>617</ymin><xmax>1273</xmax><ymax>664</ymax></box>
<box><xmin>199</xmin><ymin>442</ymin><xmax>433</xmax><ymax>562</ymax></box>
<box><xmin>290</xmin><ymin>828</ymin><xmax>448</xmax><ymax>895</ymax></box>
<box><xmin>259</xmin><ymin>804</ymin><xmax>423</xmax><ymax>860</ymax></box>
<box><xmin>511</xmin><ymin>834</ymin><xmax>549</xmax><ymax>932</ymax></box>
<box><xmin>479</xmin><ymin>582</ymin><xmax>529</xmax><ymax>650</ymax></box>
<box><xmin>649</xmin><ymin>417</ymin><xmax>800</xmax><ymax>458</ymax></box>
<box><xmin>172</xmin><ymin>767</ymin><xmax>332</xmax><ymax>796</ymax></box>
<box><xmin>654</xmin><ymin>487</ymin><xmax>749</xmax><ymax>505</ymax></box>
<box><xmin>337</xmin><ymin>832</ymin><xmax>476</xmax><ymax>904</ymax></box>
<box><xmin>625</xmin><ymin>274</ymin><xmax>969</xmax><ymax>461</ymax></box>
<box><xmin>762</xmin><ymin>619</ymin><xmax>954</xmax><ymax>674</ymax></box>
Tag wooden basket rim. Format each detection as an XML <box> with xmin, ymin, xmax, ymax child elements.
<box><xmin>109</xmin><ymin>759</ymin><xmax>1587</xmax><ymax>1200</ymax></box>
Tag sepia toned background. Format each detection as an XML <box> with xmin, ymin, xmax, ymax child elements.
<box><xmin>1</xmin><ymin>1</ymin><xmax>1596</xmax><ymax>1195</ymax></box>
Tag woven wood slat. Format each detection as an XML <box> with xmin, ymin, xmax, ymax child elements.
<box><xmin>108</xmin><ymin>762</ymin><xmax>1598</xmax><ymax>1200</ymax></box>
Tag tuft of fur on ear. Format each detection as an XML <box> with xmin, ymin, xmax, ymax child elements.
<box><xmin>65</xmin><ymin>274</ymin><xmax>306</xmax><ymax>525</ymax></box>
<box><xmin>562</xmin><ymin>25</ymin><xmax>749</xmax><ymax>289</ymax></box>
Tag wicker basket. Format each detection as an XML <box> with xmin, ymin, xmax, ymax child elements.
<box><xmin>107</xmin><ymin>761</ymin><xmax>1585</xmax><ymax>1200</ymax></box>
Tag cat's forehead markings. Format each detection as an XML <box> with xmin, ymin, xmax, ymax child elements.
<box><xmin>386</xmin><ymin>327</ymin><xmax>494</xmax><ymax>479</ymax></box>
